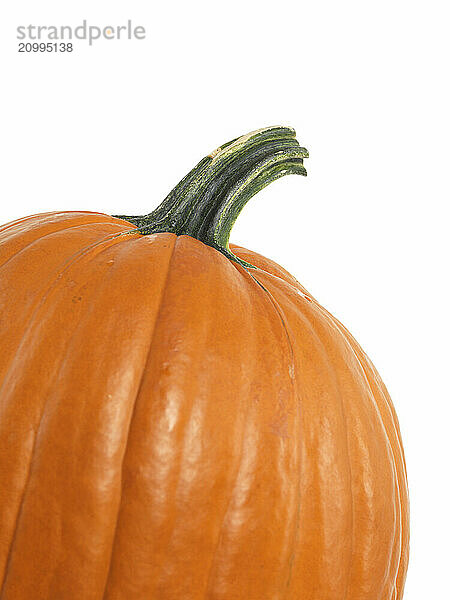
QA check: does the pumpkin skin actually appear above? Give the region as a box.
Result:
[0,129,409,600]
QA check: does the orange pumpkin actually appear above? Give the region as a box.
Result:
[0,127,408,599]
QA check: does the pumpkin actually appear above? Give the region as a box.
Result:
[0,127,409,600]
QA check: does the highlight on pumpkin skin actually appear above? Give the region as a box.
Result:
[114,126,308,268]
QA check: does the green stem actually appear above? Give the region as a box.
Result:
[115,126,308,268]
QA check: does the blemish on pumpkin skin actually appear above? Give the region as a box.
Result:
[269,414,290,439]
[72,295,83,303]
[251,382,264,403]
[269,423,290,439]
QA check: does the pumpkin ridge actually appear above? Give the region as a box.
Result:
[0,211,113,234]
[267,276,399,597]
[250,261,409,586]
[352,353,402,598]
[300,293,398,596]
[202,338,253,598]
[328,320,403,596]
[0,221,126,271]
[272,281,356,600]
[100,234,178,599]
[290,286,354,597]
[253,270,376,596]
[0,211,61,235]
[324,314,408,478]
[268,270,407,595]
[236,265,304,597]
[310,300,409,596]
[0,232,134,594]
[308,314,355,600]
[0,211,126,245]
[0,230,129,401]
[139,241,298,599]
[338,336,409,599]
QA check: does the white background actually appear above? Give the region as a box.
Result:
[1,1,449,597]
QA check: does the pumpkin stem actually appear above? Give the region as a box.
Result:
[114,126,308,268]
